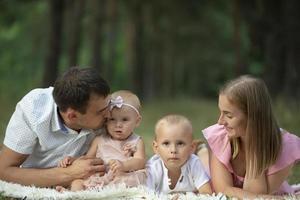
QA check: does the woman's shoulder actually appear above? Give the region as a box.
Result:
[202,124,228,149]
[268,130,300,175]
[202,124,227,137]
[202,124,231,166]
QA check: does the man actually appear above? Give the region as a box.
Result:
[0,67,110,187]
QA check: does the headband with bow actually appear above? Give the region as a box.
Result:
[110,96,140,115]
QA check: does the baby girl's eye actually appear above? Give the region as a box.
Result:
[122,117,129,121]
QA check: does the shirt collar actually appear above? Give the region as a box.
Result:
[51,104,94,136]
[160,155,190,175]
[51,104,68,133]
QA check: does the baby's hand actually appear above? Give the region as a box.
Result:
[58,156,73,168]
[108,159,124,175]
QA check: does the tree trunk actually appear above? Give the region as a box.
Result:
[283,0,300,100]
[232,0,244,76]
[89,0,105,71]
[42,0,64,87]
[66,0,85,67]
[106,0,117,80]
[125,0,145,98]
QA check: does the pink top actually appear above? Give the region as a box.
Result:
[203,124,300,194]
[83,133,147,189]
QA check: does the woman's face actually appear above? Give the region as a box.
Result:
[218,94,247,139]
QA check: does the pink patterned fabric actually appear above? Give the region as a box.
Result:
[83,133,147,189]
[203,124,300,194]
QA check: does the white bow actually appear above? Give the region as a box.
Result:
[110,96,140,115]
[110,96,124,110]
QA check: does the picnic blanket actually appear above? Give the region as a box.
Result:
[0,180,299,200]
[0,180,224,200]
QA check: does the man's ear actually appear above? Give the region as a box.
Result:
[152,140,158,154]
[66,108,78,122]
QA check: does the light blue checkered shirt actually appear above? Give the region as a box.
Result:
[4,87,98,168]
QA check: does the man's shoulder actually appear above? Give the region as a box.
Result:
[18,87,56,124]
[21,87,54,102]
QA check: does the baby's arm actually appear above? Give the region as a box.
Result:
[85,136,101,158]
[57,136,101,168]
[192,156,212,195]
[110,139,146,173]
[58,156,76,168]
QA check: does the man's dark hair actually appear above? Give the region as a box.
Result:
[53,67,110,114]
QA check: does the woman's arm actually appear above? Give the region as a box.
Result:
[243,171,268,194]
[210,151,291,199]
[243,163,293,194]
[197,182,212,194]
[210,151,248,198]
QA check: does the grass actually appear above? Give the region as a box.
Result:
[0,97,299,185]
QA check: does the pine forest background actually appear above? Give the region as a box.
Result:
[0,0,299,184]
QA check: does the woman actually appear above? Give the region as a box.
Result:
[202,75,300,199]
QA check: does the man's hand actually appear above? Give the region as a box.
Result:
[67,156,105,179]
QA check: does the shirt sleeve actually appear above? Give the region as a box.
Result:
[4,103,37,154]
[202,124,232,171]
[190,155,210,189]
[146,158,157,191]
[268,131,300,175]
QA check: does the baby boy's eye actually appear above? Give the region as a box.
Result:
[162,141,169,146]
[177,141,185,146]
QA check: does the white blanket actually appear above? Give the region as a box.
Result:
[0,180,226,200]
[0,180,299,200]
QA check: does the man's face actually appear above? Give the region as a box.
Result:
[75,93,110,130]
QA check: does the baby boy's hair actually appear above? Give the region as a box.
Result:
[111,90,141,111]
[154,114,193,140]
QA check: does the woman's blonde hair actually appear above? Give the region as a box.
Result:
[220,75,282,178]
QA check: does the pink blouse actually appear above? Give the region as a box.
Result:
[203,124,300,194]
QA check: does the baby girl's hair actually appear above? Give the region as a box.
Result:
[110,90,141,112]
[154,114,193,139]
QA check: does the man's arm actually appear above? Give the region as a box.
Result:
[0,146,105,187]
